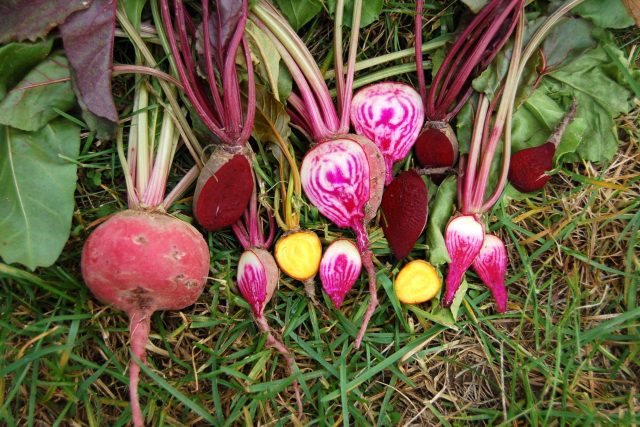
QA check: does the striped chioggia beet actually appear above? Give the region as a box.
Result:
[320,240,363,308]
[471,234,508,313]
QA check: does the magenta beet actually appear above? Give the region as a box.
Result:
[350,82,424,185]
[443,214,485,307]
[472,234,508,313]
[320,240,362,308]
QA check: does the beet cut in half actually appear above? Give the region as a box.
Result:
[194,153,254,231]
[380,170,428,259]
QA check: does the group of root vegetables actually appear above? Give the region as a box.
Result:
[79,0,586,423]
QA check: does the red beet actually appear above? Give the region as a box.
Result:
[414,125,459,170]
[193,152,254,231]
[380,170,428,259]
[508,142,555,193]
[509,100,578,193]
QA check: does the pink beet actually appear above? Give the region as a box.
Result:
[442,214,485,307]
[472,234,508,313]
[350,82,424,185]
[81,210,210,427]
[320,240,362,308]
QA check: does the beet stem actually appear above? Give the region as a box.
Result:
[352,221,377,349]
[127,311,151,427]
[548,99,578,148]
[255,316,303,419]
[339,0,363,133]
[414,0,427,107]
[200,0,225,125]
[462,95,489,213]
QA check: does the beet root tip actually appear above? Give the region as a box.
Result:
[472,234,508,313]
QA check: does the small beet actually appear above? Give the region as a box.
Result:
[381,170,428,259]
[319,240,362,308]
[508,143,555,193]
[414,125,459,180]
[194,153,254,231]
[237,248,279,318]
[350,82,425,185]
[472,234,508,313]
[442,214,484,307]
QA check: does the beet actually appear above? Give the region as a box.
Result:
[508,142,555,193]
[320,239,362,308]
[193,153,254,231]
[471,234,508,313]
[380,170,428,259]
[414,125,459,169]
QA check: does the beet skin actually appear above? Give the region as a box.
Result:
[508,142,555,193]
[381,170,428,259]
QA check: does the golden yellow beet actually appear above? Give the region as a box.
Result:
[275,230,322,281]
[394,260,442,304]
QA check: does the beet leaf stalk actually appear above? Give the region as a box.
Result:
[446,0,586,311]
[82,83,210,427]
[159,0,257,232]
[232,176,303,418]
[413,0,525,173]
[251,0,385,348]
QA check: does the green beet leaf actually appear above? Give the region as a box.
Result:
[0,54,76,132]
[574,0,634,29]
[0,40,53,101]
[0,120,80,270]
[273,0,322,31]
[426,176,457,266]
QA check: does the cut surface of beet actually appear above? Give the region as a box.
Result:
[194,154,253,231]
[414,126,458,169]
[381,170,428,259]
[508,142,555,193]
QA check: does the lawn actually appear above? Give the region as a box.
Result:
[1,0,639,426]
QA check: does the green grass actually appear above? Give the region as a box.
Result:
[1,1,640,426]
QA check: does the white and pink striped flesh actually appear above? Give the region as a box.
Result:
[351,83,425,185]
[237,248,279,317]
[472,234,508,313]
[443,214,485,307]
[320,240,362,308]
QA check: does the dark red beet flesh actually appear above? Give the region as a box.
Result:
[414,127,457,183]
[381,170,428,259]
[194,154,253,231]
[508,142,555,193]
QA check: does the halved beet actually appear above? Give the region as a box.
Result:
[380,170,428,259]
[193,153,253,231]
[414,125,458,183]
[508,142,555,193]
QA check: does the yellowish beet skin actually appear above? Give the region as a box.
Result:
[394,260,442,304]
[275,230,322,281]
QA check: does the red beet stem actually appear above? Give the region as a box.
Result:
[415,0,427,106]
[127,310,152,427]
[352,221,377,349]
[255,316,303,419]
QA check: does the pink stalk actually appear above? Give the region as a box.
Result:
[442,215,485,307]
[471,234,508,313]
[414,0,427,105]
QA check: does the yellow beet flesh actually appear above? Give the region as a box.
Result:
[394,260,442,304]
[275,230,322,281]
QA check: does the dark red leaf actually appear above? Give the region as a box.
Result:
[508,142,555,193]
[207,0,244,68]
[0,0,89,43]
[60,0,118,138]
[381,170,428,259]
[194,154,254,231]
